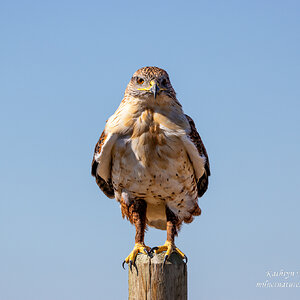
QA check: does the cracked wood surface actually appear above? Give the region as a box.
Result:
[128,252,187,300]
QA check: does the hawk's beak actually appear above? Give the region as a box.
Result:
[149,80,160,99]
[137,80,164,98]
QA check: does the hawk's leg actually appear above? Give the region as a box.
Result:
[123,199,150,270]
[151,206,187,264]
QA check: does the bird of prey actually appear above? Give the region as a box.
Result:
[91,66,210,268]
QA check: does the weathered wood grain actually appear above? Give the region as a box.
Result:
[128,252,187,300]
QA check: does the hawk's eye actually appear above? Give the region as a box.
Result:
[137,78,144,85]
[161,78,167,86]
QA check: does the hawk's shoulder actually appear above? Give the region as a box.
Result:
[185,114,210,197]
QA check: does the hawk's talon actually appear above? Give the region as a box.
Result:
[123,243,151,269]
[184,255,188,263]
[152,241,187,263]
[150,246,158,254]
[163,254,169,266]
[122,260,126,270]
[133,261,138,274]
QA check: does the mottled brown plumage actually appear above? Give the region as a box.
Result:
[91,66,210,266]
[185,114,210,197]
[91,131,114,198]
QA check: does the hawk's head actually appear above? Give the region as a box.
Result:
[125,66,176,101]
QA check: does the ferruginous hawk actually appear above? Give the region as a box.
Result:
[91,66,210,269]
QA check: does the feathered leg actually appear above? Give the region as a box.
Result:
[122,200,150,270]
[151,206,187,264]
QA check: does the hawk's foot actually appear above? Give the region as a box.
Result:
[151,240,187,264]
[122,243,151,270]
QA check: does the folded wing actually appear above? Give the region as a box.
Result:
[185,114,210,197]
[91,130,115,199]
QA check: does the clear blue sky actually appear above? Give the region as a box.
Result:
[1,1,300,299]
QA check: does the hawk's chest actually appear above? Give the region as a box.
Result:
[113,109,182,168]
[110,110,195,200]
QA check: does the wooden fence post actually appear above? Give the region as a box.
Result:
[128,252,187,300]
